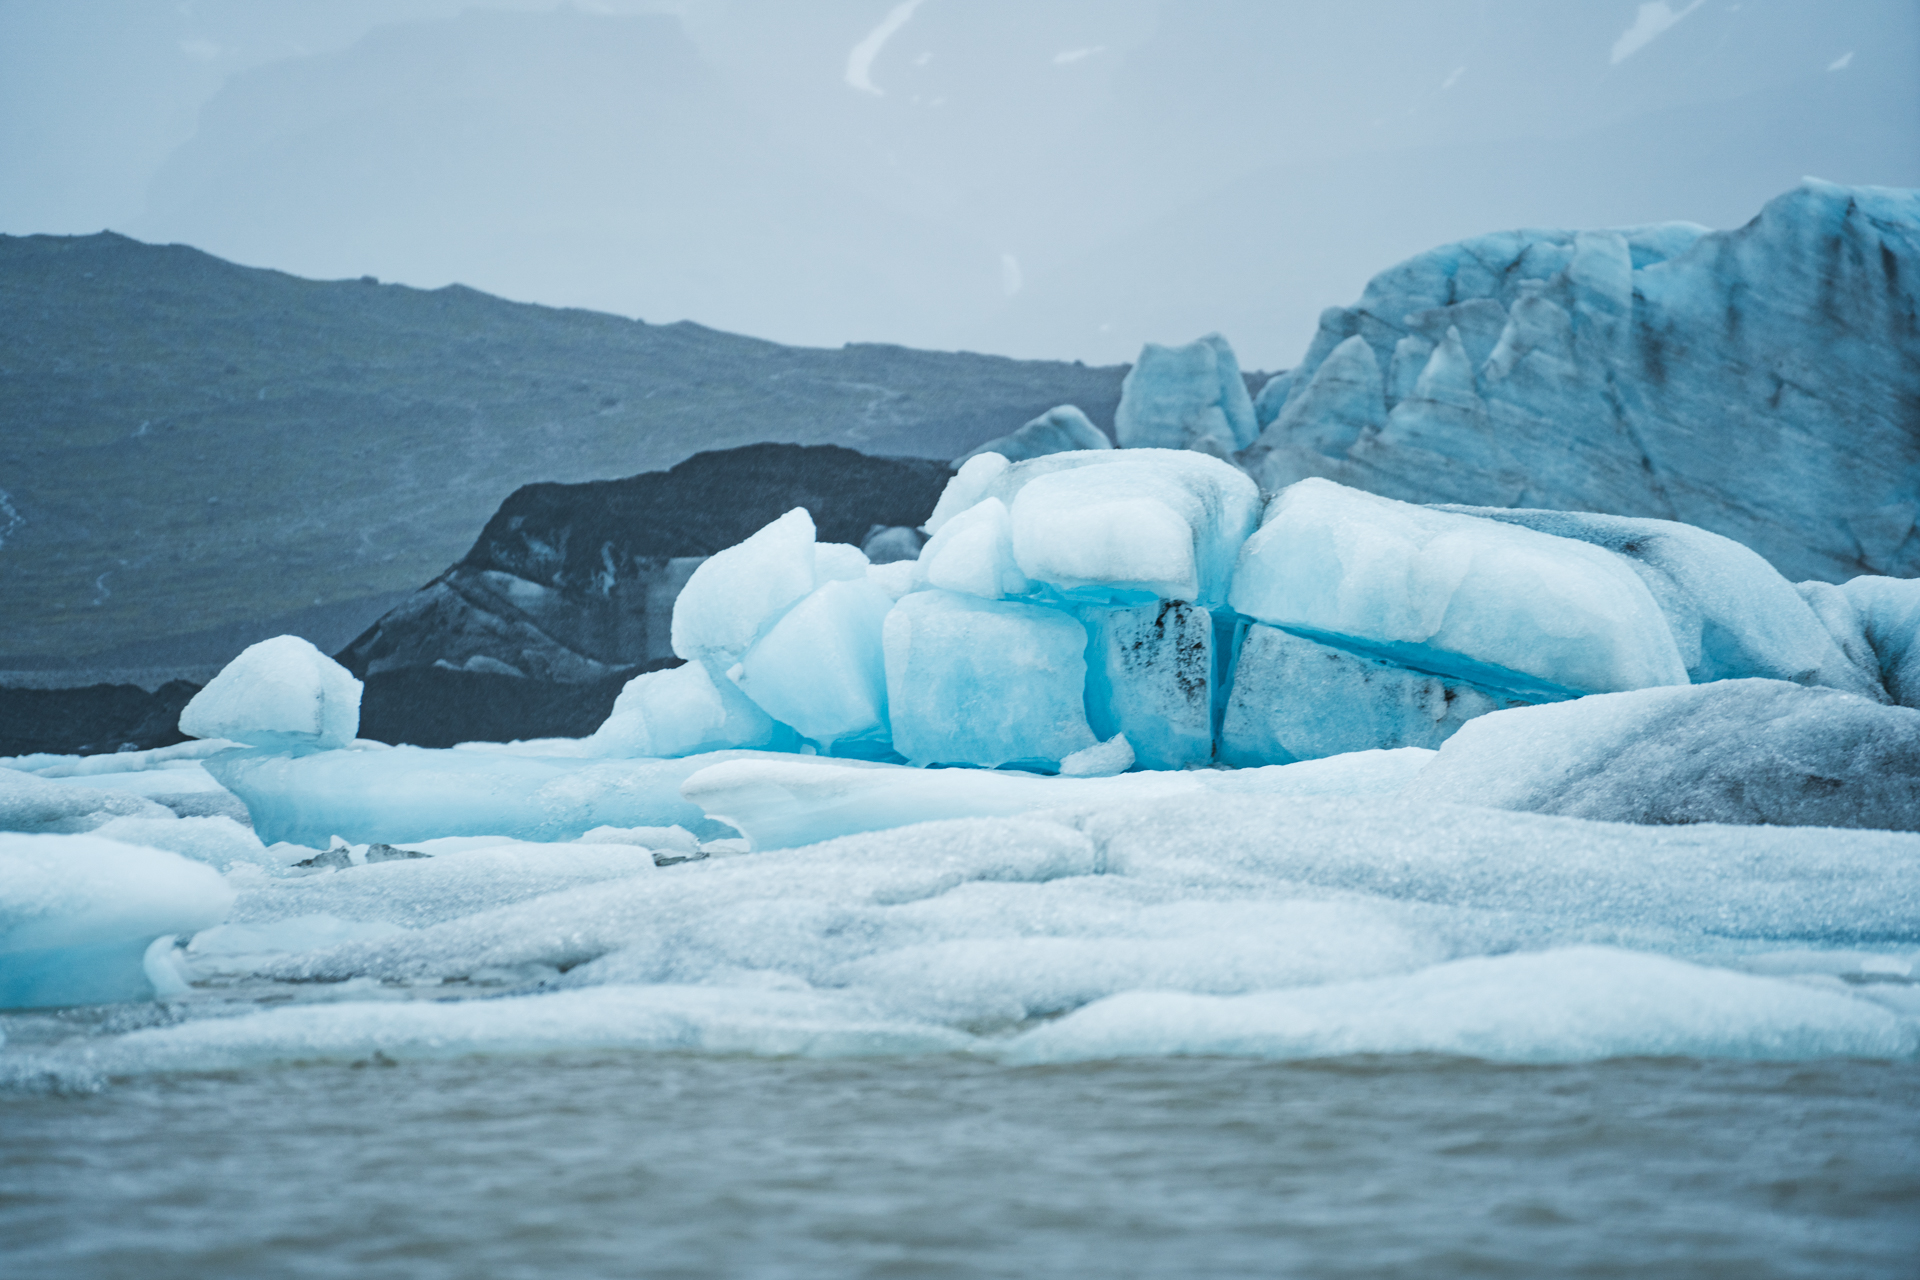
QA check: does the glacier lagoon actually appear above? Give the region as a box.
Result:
[5,180,1919,1274]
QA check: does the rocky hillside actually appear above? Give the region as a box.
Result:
[0,232,1126,670]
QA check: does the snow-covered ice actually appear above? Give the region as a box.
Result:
[1403,679,1920,830]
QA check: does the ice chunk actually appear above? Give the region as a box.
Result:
[882,590,1095,768]
[1219,624,1529,765]
[864,559,917,601]
[1444,505,1881,697]
[922,452,1009,536]
[954,405,1112,467]
[585,660,780,759]
[178,635,362,749]
[669,508,817,664]
[1114,333,1259,455]
[1055,735,1134,778]
[735,578,893,750]
[982,449,1260,607]
[203,744,777,847]
[1231,479,1688,696]
[1003,947,1916,1064]
[812,541,870,583]
[1401,679,1920,830]
[911,497,1032,600]
[1079,600,1215,770]
[0,766,176,834]
[1,832,234,1008]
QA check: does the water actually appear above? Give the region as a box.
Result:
[5,1052,1917,1279]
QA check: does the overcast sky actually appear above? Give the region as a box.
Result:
[3,1,1915,367]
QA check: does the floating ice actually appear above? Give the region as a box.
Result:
[177,635,363,749]
[954,404,1111,467]
[1402,679,1920,830]
[1114,333,1259,455]
[0,766,175,834]
[0,832,234,1009]
[1003,947,1917,1064]
[1231,479,1688,696]
[882,589,1095,768]
[202,744,773,847]
[1219,624,1529,765]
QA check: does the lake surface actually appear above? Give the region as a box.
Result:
[5,1051,1916,1279]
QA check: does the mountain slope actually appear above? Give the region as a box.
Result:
[0,232,1125,667]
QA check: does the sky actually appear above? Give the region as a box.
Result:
[2,0,1915,367]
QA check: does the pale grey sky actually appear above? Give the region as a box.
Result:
[3,1,1914,366]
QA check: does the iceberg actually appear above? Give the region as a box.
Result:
[177,635,363,749]
[202,744,778,847]
[1230,479,1688,697]
[1401,679,1920,830]
[953,404,1111,467]
[881,589,1095,769]
[1113,333,1259,456]
[1,832,234,1009]
[1003,946,1916,1065]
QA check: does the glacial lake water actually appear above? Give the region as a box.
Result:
[4,1050,1917,1279]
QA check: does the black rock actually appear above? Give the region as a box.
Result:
[339,442,954,748]
[0,679,200,758]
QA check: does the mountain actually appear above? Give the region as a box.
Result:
[0,232,1126,672]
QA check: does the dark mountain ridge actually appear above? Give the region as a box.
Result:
[0,231,1126,669]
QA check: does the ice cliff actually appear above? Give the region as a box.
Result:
[1238,180,1920,584]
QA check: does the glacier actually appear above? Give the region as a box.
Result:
[1239,180,1920,585]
